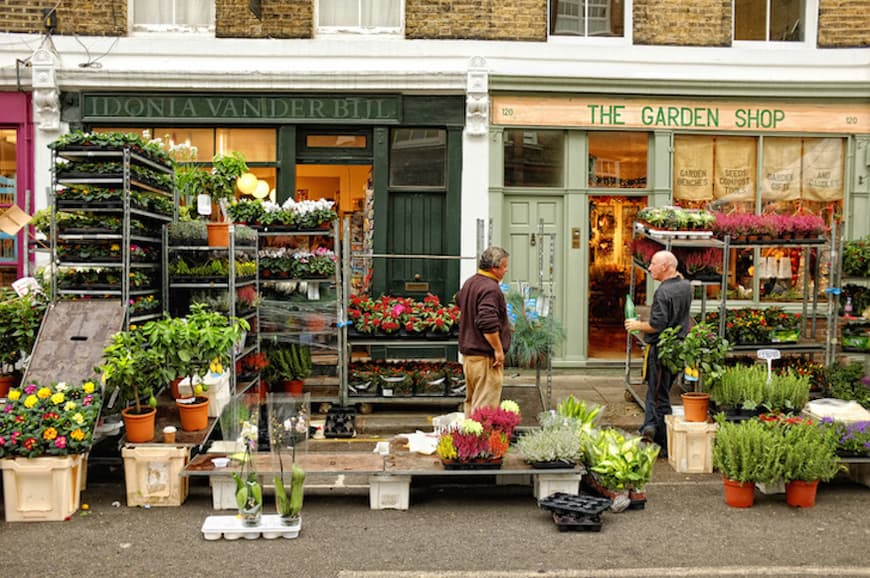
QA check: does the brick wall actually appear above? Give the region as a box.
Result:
[0,0,125,36]
[216,0,312,39]
[405,0,545,41]
[633,0,731,46]
[818,0,870,47]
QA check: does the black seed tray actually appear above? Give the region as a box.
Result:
[552,512,603,532]
[628,497,647,510]
[539,492,612,516]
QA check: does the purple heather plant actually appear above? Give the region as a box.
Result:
[821,418,870,456]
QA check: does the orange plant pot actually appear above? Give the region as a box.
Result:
[176,397,209,432]
[722,477,755,508]
[0,374,17,398]
[206,222,230,248]
[785,479,819,508]
[681,392,710,422]
[121,407,157,443]
[283,379,304,395]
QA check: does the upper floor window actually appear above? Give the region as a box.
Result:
[734,0,803,41]
[549,0,624,37]
[318,0,402,34]
[131,0,215,33]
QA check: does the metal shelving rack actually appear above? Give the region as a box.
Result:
[49,146,176,328]
[624,221,835,408]
[257,221,343,406]
[165,225,260,396]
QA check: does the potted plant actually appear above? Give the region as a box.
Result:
[777,416,841,507]
[658,322,729,421]
[584,427,660,501]
[711,415,775,507]
[516,425,583,468]
[263,343,312,395]
[435,400,520,469]
[710,364,765,416]
[167,220,208,246]
[505,290,566,368]
[99,329,166,442]
[208,152,249,232]
[842,236,870,278]
[231,419,263,527]
[0,290,47,397]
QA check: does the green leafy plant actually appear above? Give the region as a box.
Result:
[505,290,565,368]
[777,418,841,483]
[842,236,870,278]
[99,328,166,413]
[0,290,47,376]
[516,427,583,465]
[211,152,249,201]
[585,428,660,491]
[711,415,777,484]
[658,322,729,390]
[168,220,208,245]
[263,342,312,383]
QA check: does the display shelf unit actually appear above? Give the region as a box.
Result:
[165,225,260,397]
[624,220,835,408]
[49,146,176,328]
[257,222,343,406]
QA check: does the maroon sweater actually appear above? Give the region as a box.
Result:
[456,273,511,357]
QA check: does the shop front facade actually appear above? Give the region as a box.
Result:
[0,92,33,285]
[489,93,870,365]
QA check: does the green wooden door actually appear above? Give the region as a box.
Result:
[385,192,449,299]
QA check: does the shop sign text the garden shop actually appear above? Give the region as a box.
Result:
[492,96,870,134]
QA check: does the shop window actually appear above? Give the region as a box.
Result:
[389,128,446,188]
[503,130,565,188]
[674,135,757,212]
[549,0,625,37]
[131,0,215,32]
[588,132,648,189]
[306,135,367,149]
[318,0,402,33]
[734,0,804,42]
[0,129,15,206]
[215,129,276,163]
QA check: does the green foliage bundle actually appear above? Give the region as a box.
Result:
[711,416,776,484]
[505,290,565,368]
[777,419,841,483]
[585,428,660,491]
[822,362,869,409]
[515,426,583,465]
[0,290,47,375]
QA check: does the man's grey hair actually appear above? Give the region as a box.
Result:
[479,246,509,270]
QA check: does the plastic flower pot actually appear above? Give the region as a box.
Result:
[722,478,755,508]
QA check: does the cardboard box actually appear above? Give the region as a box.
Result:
[666,414,717,474]
[122,445,190,507]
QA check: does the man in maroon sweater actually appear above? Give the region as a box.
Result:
[456,246,511,415]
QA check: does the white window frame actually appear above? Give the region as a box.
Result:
[129,0,215,34]
[548,0,632,45]
[732,0,817,48]
[315,0,404,36]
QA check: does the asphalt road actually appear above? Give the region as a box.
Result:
[1,464,868,578]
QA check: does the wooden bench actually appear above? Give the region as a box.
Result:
[184,451,583,511]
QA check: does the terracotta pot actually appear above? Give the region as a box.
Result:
[206,222,230,247]
[785,479,819,508]
[0,373,18,398]
[722,477,755,508]
[283,379,304,395]
[681,392,710,422]
[121,407,157,443]
[169,377,185,400]
[176,397,209,432]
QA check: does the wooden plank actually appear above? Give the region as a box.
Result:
[184,451,386,477]
[24,300,125,386]
[384,452,578,475]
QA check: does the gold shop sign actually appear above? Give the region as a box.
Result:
[491,96,870,134]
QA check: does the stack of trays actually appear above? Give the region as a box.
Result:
[538,492,612,532]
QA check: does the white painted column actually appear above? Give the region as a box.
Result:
[461,56,490,282]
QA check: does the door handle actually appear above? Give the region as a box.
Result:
[530,233,536,246]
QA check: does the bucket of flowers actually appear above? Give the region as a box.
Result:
[435,400,521,469]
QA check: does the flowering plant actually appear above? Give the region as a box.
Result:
[0,381,101,458]
[435,400,520,462]
[821,419,870,456]
[348,294,460,335]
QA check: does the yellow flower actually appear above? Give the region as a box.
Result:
[64,401,77,411]
[71,429,85,441]
[51,392,65,405]
[37,387,51,399]
[24,395,38,408]
[73,412,85,425]
[110,244,120,251]
[7,390,20,401]
[83,381,96,394]
[43,427,58,441]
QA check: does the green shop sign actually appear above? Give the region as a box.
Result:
[81,94,402,124]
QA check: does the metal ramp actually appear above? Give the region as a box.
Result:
[24,300,125,386]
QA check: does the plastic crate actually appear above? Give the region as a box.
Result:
[666,414,717,474]
[210,476,239,510]
[121,445,190,507]
[369,474,410,510]
[533,473,582,500]
[0,454,84,522]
